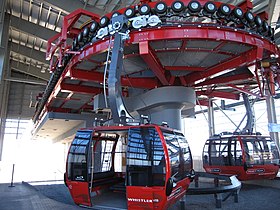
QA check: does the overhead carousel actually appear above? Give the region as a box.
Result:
[33,0,280,139]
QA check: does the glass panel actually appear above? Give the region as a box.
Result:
[242,136,280,165]
[67,130,92,181]
[230,138,243,166]
[203,143,209,164]
[208,139,222,165]
[127,127,165,186]
[163,130,192,182]
[176,132,192,172]
[92,140,115,173]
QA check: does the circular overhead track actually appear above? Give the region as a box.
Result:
[35,0,280,123]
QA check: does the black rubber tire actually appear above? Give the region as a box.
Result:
[139,4,151,15]
[111,11,120,18]
[244,11,254,23]
[254,15,262,27]
[171,1,185,13]
[203,2,217,14]
[188,0,201,13]
[90,20,98,32]
[218,4,231,16]
[124,7,135,18]
[83,27,89,38]
[77,32,83,43]
[154,2,167,14]
[232,7,243,19]
[262,21,269,32]
[100,16,109,27]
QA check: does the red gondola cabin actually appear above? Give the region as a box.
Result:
[203,133,280,180]
[65,124,194,209]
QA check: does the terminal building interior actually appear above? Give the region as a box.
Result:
[0,0,280,209]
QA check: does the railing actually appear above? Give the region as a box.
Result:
[186,172,241,208]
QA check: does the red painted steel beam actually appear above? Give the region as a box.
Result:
[197,99,209,107]
[139,41,169,85]
[195,73,254,87]
[196,90,240,100]
[47,107,74,113]
[121,77,158,89]
[66,27,279,76]
[69,69,104,82]
[237,0,253,10]
[227,84,263,98]
[165,66,205,71]
[179,77,187,86]
[69,69,158,89]
[61,9,100,42]
[60,83,102,95]
[155,47,237,57]
[185,48,262,85]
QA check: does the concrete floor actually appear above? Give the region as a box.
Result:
[0,179,280,210]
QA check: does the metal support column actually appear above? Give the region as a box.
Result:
[266,93,279,148]
[208,98,215,137]
[0,9,11,160]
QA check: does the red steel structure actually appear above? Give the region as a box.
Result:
[34,0,280,126]
[36,0,280,208]
[65,124,194,209]
[203,134,280,180]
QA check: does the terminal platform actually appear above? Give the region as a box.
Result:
[0,178,280,210]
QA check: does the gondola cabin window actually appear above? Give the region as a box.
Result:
[92,140,115,172]
[127,127,166,186]
[162,130,192,182]
[203,137,243,166]
[243,136,280,165]
[67,130,92,181]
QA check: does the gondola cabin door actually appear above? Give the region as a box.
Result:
[65,130,92,206]
[126,126,193,210]
[126,127,166,209]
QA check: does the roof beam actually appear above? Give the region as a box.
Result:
[43,0,104,15]
[194,73,254,87]
[196,90,240,100]
[10,60,50,81]
[10,42,48,65]
[60,82,102,95]
[70,69,158,89]
[227,84,263,98]
[10,15,57,41]
[139,41,169,85]
[5,76,47,86]
[184,48,261,85]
